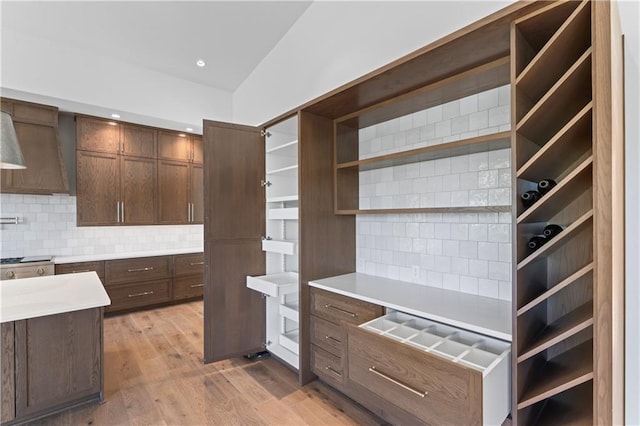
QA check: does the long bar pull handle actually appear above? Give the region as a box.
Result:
[71,270,91,273]
[127,267,155,272]
[368,366,428,398]
[325,335,341,344]
[128,291,154,298]
[189,262,204,266]
[190,283,204,288]
[117,202,120,223]
[187,203,191,222]
[325,366,342,377]
[121,202,124,223]
[324,304,357,318]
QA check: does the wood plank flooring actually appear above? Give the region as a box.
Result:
[40,301,384,426]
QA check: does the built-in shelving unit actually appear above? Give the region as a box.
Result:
[512,2,606,424]
[247,116,300,369]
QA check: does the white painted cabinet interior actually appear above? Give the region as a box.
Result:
[246,116,300,369]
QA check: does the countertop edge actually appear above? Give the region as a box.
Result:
[54,248,204,264]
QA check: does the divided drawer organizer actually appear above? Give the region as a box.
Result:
[351,312,511,426]
[246,115,300,369]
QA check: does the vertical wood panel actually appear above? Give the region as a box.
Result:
[76,150,120,226]
[1,322,15,423]
[299,111,356,385]
[121,156,157,225]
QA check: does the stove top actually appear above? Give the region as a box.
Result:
[0,256,53,265]
[0,257,23,265]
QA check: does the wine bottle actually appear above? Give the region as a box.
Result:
[528,234,547,251]
[537,179,557,195]
[543,224,565,239]
[521,190,541,208]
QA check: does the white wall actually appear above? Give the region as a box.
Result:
[232,1,512,126]
[0,27,232,133]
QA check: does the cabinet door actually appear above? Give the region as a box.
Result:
[121,156,156,225]
[76,116,119,153]
[14,309,102,418]
[157,159,189,224]
[190,163,203,223]
[76,150,120,226]
[203,120,265,363]
[192,135,203,164]
[0,122,68,194]
[121,124,156,158]
[158,131,190,161]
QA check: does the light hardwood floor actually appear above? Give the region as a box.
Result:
[40,301,384,426]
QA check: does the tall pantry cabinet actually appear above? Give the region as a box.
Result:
[202,0,624,423]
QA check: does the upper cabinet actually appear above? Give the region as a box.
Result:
[75,116,202,226]
[0,98,69,195]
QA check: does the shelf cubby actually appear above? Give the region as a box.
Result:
[266,139,298,156]
[266,195,298,203]
[280,329,300,355]
[518,381,593,426]
[266,164,298,176]
[517,339,593,410]
[267,207,299,221]
[516,49,592,143]
[279,299,299,322]
[516,1,591,107]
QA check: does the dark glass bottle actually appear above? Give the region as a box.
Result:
[537,179,557,195]
[528,234,547,251]
[543,224,564,239]
[521,190,541,208]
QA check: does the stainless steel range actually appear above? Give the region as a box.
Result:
[0,256,54,280]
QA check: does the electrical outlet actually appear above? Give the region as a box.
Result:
[411,265,420,282]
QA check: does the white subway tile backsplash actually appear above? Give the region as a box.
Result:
[478,89,500,110]
[478,278,500,298]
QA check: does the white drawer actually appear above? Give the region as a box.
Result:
[246,272,298,298]
[261,239,297,255]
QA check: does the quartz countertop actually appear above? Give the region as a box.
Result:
[54,247,203,264]
[0,272,111,323]
[309,273,511,341]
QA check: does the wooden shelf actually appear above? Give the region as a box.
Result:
[518,263,594,315]
[517,302,593,363]
[517,156,592,224]
[517,103,592,179]
[517,339,593,410]
[336,205,511,216]
[518,209,593,270]
[516,49,592,144]
[337,131,510,172]
[516,1,591,103]
[266,139,298,156]
[533,382,593,426]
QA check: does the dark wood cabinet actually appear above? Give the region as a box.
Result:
[1,323,15,424]
[76,116,157,226]
[173,253,204,300]
[0,99,68,195]
[158,159,190,224]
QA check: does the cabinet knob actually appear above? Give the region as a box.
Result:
[5,270,15,279]
[36,267,45,276]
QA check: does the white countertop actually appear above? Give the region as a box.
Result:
[54,247,203,264]
[0,272,111,323]
[309,273,512,341]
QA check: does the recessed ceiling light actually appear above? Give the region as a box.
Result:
[108,122,118,126]
[196,59,206,67]
[178,133,186,138]
[111,113,120,119]
[186,127,193,132]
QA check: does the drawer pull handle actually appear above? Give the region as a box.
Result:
[128,291,154,298]
[189,262,204,266]
[71,269,91,273]
[323,304,357,318]
[127,267,154,272]
[190,283,204,288]
[325,366,342,377]
[368,366,427,398]
[325,335,341,344]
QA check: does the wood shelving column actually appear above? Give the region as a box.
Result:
[511,0,624,424]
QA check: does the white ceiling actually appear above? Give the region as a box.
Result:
[1,1,312,92]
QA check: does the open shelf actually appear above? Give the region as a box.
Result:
[516,1,591,104]
[517,339,593,410]
[337,205,511,216]
[267,207,299,220]
[279,300,299,322]
[336,131,510,172]
[517,210,593,270]
[246,272,298,298]
[266,139,298,156]
[516,50,592,144]
[518,263,594,315]
[517,156,592,223]
[517,302,593,363]
[262,239,297,256]
[266,164,298,176]
[533,381,593,426]
[517,103,592,179]
[280,329,300,355]
[266,195,298,203]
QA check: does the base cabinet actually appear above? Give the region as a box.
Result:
[0,308,103,425]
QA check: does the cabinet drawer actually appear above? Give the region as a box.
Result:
[106,256,171,285]
[310,288,383,325]
[173,276,204,300]
[310,315,344,357]
[348,325,481,425]
[174,253,204,276]
[106,280,171,312]
[56,261,105,278]
[311,345,345,387]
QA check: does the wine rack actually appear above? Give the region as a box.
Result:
[512,1,595,424]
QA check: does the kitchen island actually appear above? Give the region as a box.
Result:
[1,272,110,425]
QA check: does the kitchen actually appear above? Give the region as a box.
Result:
[1,1,639,425]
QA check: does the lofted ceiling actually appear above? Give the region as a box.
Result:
[0,1,312,92]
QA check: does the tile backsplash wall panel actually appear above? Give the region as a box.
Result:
[0,194,203,258]
[356,85,513,301]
